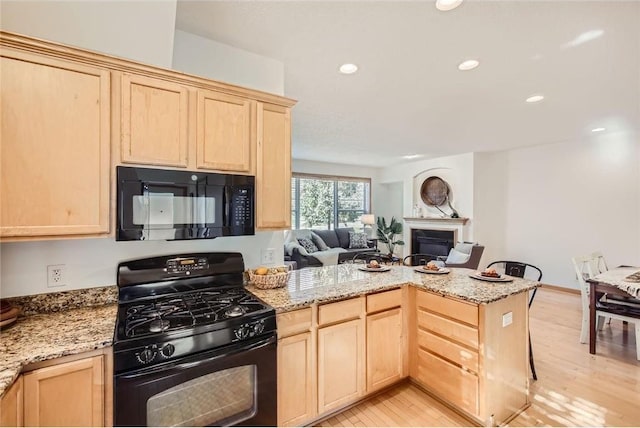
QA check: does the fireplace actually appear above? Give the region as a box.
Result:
[410,229,455,262]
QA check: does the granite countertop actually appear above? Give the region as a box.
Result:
[0,288,117,398]
[247,264,539,312]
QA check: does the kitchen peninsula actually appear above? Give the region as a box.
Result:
[247,264,538,427]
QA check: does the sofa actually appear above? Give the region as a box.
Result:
[284,228,377,269]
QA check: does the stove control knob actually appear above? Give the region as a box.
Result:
[136,347,157,364]
[160,344,175,358]
[253,321,265,335]
[234,325,250,340]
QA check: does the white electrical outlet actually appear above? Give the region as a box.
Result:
[502,311,513,327]
[261,248,275,265]
[47,264,67,288]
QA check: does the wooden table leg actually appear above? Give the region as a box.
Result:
[589,282,597,354]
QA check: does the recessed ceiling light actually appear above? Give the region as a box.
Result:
[436,0,463,11]
[402,154,422,160]
[592,127,606,133]
[526,95,545,103]
[339,63,358,74]
[458,59,479,71]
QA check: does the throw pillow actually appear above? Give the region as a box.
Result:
[349,232,369,249]
[298,238,318,253]
[311,231,330,251]
[446,248,470,264]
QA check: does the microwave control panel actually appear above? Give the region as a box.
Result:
[230,188,253,226]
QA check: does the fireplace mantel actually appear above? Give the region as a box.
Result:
[403,217,469,225]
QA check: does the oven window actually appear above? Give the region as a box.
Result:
[146,365,257,427]
[132,194,216,226]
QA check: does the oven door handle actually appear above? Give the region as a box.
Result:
[118,335,276,379]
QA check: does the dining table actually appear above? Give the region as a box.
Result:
[587,266,640,354]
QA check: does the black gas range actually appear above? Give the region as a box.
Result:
[113,252,277,427]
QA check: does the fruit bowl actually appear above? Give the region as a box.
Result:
[247,267,291,290]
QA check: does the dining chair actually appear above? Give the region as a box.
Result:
[351,252,389,265]
[486,260,541,381]
[402,254,443,267]
[572,253,640,360]
[572,252,611,344]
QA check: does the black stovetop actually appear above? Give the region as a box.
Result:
[116,286,270,341]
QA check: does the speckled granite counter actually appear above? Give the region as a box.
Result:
[0,287,117,398]
[247,264,539,312]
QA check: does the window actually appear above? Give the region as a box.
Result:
[291,174,371,230]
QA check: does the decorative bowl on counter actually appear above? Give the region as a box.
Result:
[247,266,291,290]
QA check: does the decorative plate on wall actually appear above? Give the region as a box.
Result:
[420,176,449,206]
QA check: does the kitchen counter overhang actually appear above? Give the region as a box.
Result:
[247,264,539,313]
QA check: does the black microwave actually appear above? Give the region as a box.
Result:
[116,166,255,241]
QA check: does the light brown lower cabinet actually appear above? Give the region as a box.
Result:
[0,348,112,427]
[410,288,529,426]
[0,376,23,427]
[277,332,316,426]
[24,356,104,427]
[317,317,365,414]
[366,307,404,392]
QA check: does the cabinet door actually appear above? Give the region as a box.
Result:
[256,103,291,230]
[196,90,253,173]
[120,74,188,167]
[0,376,23,427]
[277,332,316,426]
[317,318,365,414]
[367,308,403,392]
[0,51,110,238]
[24,356,104,427]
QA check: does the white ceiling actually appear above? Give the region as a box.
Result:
[176,1,640,167]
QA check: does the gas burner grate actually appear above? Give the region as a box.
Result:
[121,288,268,339]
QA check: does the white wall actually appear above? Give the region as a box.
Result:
[0,233,283,298]
[476,132,640,289]
[172,30,284,95]
[0,0,177,68]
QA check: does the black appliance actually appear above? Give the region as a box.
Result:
[113,252,276,427]
[116,166,255,241]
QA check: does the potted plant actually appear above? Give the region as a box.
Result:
[376,216,405,257]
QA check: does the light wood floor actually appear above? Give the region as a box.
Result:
[317,288,640,427]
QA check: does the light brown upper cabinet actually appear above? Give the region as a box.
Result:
[120,73,189,168]
[0,50,110,239]
[256,103,292,230]
[196,90,254,174]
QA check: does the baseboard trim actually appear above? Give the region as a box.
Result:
[540,283,580,295]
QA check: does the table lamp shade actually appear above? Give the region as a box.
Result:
[361,214,375,225]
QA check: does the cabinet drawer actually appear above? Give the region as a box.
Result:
[318,297,363,326]
[417,328,478,373]
[416,349,478,416]
[277,308,312,338]
[417,309,478,349]
[416,290,478,326]
[367,288,402,314]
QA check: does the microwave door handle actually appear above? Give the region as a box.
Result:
[223,187,231,225]
[118,335,276,379]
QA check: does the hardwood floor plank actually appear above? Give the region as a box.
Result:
[317,288,640,427]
